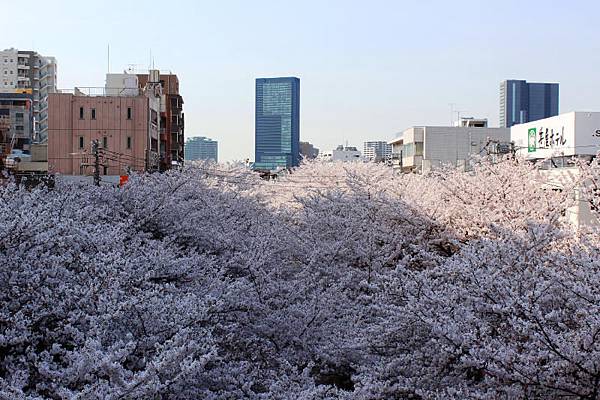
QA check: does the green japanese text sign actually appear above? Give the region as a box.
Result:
[528,128,537,152]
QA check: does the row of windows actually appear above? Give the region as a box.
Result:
[78,136,133,150]
[78,106,133,120]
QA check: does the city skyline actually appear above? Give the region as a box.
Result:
[3,0,600,161]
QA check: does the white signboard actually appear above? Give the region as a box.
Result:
[511,112,600,159]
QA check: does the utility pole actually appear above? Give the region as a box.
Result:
[91,139,100,186]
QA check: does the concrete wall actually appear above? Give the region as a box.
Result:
[48,93,150,176]
[424,126,510,166]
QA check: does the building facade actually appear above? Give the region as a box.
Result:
[363,141,392,162]
[48,73,163,177]
[500,80,559,128]
[185,136,218,162]
[299,141,319,160]
[0,49,57,142]
[511,112,600,160]
[255,77,300,171]
[0,93,33,155]
[454,117,488,127]
[388,126,511,173]
[137,73,184,170]
[318,145,362,162]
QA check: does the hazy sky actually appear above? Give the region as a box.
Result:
[5,0,600,161]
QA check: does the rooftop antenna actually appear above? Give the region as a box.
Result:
[107,43,110,74]
[455,110,467,125]
[448,103,456,126]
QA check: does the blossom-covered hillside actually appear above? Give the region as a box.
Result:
[2,160,600,399]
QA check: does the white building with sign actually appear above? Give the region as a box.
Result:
[512,112,600,159]
[511,111,600,228]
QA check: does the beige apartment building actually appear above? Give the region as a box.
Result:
[48,72,163,177]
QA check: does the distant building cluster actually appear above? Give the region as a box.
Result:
[185,136,218,162]
[0,45,579,201]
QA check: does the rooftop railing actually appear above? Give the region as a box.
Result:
[58,87,143,97]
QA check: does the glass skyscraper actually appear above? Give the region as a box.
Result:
[184,136,218,162]
[500,80,559,128]
[254,77,300,170]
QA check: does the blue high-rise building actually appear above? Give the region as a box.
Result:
[184,136,218,162]
[254,77,300,170]
[500,80,559,128]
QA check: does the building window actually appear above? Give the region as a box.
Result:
[102,136,108,149]
[103,166,108,175]
[91,108,96,120]
[127,107,132,120]
[126,136,132,149]
[79,107,84,119]
[79,136,84,149]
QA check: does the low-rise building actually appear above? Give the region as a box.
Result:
[107,71,185,170]
[318,145,362,162]
[388,125,510,173]
[511,111,600,160]
[48,71,164,177]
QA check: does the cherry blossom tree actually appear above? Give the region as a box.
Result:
[2,158,600,399]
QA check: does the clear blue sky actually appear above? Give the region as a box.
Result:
[5,0,600,161]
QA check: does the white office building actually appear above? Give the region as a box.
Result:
[363,141,392,162]
[388,125,510,173]
[318,145,362,162]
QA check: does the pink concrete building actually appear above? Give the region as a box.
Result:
[48,86,161,177]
